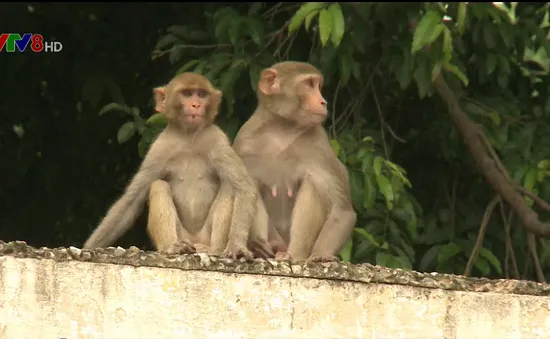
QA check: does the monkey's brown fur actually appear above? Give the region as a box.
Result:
[232,62,357,262]
[84,72,272,260]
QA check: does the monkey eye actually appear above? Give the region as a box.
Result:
[182,90,193,97]
[307,78,315,88]
[197,89,208,98]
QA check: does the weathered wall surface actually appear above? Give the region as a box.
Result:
[1,242,550,339]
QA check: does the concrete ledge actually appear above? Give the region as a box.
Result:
[1,241,550,338]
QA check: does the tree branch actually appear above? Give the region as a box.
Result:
[432,74,550,237]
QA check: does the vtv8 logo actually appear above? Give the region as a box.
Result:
[0,33,63,52]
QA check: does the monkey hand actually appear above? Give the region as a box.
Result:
[307,254,340,263]
[249,239,275,258]
[223,241,254,261]
[164,240,196,255]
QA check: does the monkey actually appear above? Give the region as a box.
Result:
[232,61,357,262]
[83,72,273,260]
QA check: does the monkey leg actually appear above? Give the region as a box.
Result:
[248,196,275,258]
[308,207,357,262]
[147,180,195,254]
[206,182,234,256]
[285,179,326,261]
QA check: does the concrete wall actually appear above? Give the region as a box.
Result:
[1,241,550,339]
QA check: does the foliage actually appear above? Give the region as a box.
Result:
[3,2,550,282]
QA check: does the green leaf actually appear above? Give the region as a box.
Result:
[474,256,490,276]
[393,247,413,270]
[328,3,345,47]
[167,25,190,39]
[329,139,341,155]
[228,18,243,46]
[486,54,497,75]
[397,49,414,89]
[376,174,394,210]
[361,153,373,174]
[414,58,432,98]
[318,8,333,47]
[82,75,105,108]
[488,111,500,126]
[443,62,469,86]
[214,9,238,43]
[220,61,244,92]
[437,242,462,264]
[169,46,184,65]
[402,198,418,238]
[363,173,376,210]
[482,24,496,49]
[524,167,537,192]
[146,113,167,126]
[376,252,403,269]
[193,60,208,75]
[249,64,262,92]
[338,54,352,86]
[442,27,452,62]
[419,245,441,271]
[244,17,265,47]
[154,34,181,51]
[117,121,136,144]
[339,239,353,262]
[479,247,503,275]
[99,102,130,116]
[411,10,443,54]
[288,2,327,34]
[177,60,201,74]
[456,2,467,35]
[305,10,320,31]
[431,61,443,82]
[373,156,384,177]
[349,171,365,212]
[498,55,511,74]
[137,137,150,158]
[248,2,263,15]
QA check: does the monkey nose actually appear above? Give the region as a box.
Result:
[321,100,327,106]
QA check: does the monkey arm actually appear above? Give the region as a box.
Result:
[83,140,169,249]
[207,130,258,257]
[309,203,357,260]
[309,164,357,259]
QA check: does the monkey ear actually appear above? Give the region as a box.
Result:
[258,69,280,95]
[208,89,223,119]
[153,87,166,112]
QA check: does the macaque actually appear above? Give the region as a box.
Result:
[83,72,273,260]
[232,61,357,262]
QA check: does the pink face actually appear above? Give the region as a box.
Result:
[297,74,327,124]
[177,88,209,126]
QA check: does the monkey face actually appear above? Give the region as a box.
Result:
[258,63,328,128]
[295,74,327,126]
[177,88,209,126]
[154,73,223,130]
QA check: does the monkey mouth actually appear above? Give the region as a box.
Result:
[184,114,204,121]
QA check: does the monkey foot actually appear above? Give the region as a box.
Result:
[164,241,196,255]
[271,241,288,254]
[193,243,210,253]
[275,251,292,261]
[307,254,339,263]
[223,242,254,261]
